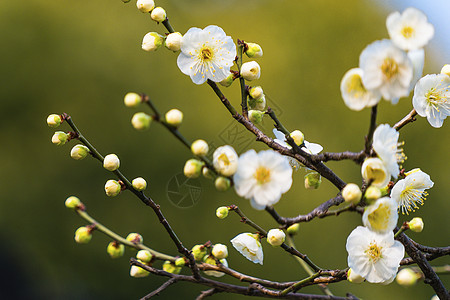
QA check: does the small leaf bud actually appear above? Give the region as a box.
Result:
[347,268,364,283]
[203,255,227,277]
[408,217,424,232]
[107,242,125,259]
[441,64,450,77]
[52,131,69,146]
[216,206,229,219]
[240,61,261,81]
[124,92,142,107]
[130,263,150,278]
[214,176,230,192]
[126,233,143,244]
[191,244,207,261]
[286,223,300,235]
[65,196,81,210]
[131,112,152,131]
[396,268,419,286]
[212,244,228,259]
[191,139,209,156]
[136,0,155,13]
[249,86,263,100]
[365,186,382,204]
[175,257,186,267]
[163,260,181,274]
[132,177,147,191]
[184,159,203,178]
[342,183,362,204]
[70,144,90,160]
[248,110,264,124]
[142,32,164,52]
[219,72,234,87]
[304,172,321,189]
[290,130,304,146]
[74,226,92,244]
[245,42,263,58]
[136,250,153,263]
[266,229,285,247]
[165,32,182,51]
[105,180,122,197]
[202,167,214,179]
[150,7,166,23]
[248,95,266,111]
[103,154,120,171]
[47,114,62,128]
[165,108,183,127]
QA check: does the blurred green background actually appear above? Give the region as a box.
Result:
[0,0,448,299]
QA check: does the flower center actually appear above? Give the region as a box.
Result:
[425,88,447,111]
[367,204,391,231]
[347,74,366,96]
[399,186,428,214]
[366,165,386,186]
[365,242,382,263]
[199,46,213,61]
[381,58,399,80]
[401,26,414,38]
[254,167,271,185]
[218,153,230,166]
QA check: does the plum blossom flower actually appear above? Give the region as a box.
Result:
[359,39,413,102]
[362,197,398,234]
[372,124,405,179]
[386,7,434,51]
[213,145,239,176]
[390,169,434,214]
[361,158,390,188]
[230,233,263,265]
[346,226,404,284]
[177,25,236,85]
[412,74,450,128]
[340,68,381,111]
[233,149,292,210]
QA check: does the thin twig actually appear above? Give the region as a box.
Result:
[394,109,417,131]
[196,288,219,300]
[364,105,377,154]
[140,278,177,299]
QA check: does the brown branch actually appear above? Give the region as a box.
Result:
[364,105,378,154]
[394,109,417,131]
[312,151,366,164]
[140,277,177,299]
[401,248,450,266]
[196,288,219,300]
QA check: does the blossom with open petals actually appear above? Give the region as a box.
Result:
[412,74,450,128]
[362,197,398,234]
[372,124,405,179]
[386,7,434,51]
[340,68,381,111]
[177,25,236,85]
[233,149,292,210]
[359,39,413,102]
[346,226,404,284]
[230,233,263,265]
[361,157,390,188]
[390,169,434,214]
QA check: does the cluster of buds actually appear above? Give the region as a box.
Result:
[130,249,154,278]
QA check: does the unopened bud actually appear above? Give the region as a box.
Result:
[136,250,153,263]
[240,61,261,81]
[267,229,285,246]
[202,167,214,179]
[132,177,147,191]
[65,196,81,209]
[165,108,183,127]
[396,268,419,286]
[150,7,166,23]
[124,92,142,107]
[175,257,186,267]
[191,139,209,156]
[184,159,203,178]
[47,114,62,128]
[105,180,122,197]
[365,186,382,203]
[203,255,227,277]
[245,42,263,58]
[107,242,125,259]
[215,176,230,191]
[361,157,389,188]
[70,144,90,160]
[216,206,229,219]
[408,217,424,232]
[441,64,450,77]
[136,0,155,13]
[126,233,143,244]
[219,72,234,87]
[74,226,92,244]
[130,263,150,278]
[290,130,304,146]
[131,112,152,131]
[52,131,69,146]
[286,223,300,235]
[163,260,181,274]
[142,32,164,52]
[248,95,266,111]
[342,183,362,204]
[304,172,321,189]
[212,244,228,259]
[191,244,207,261]
[103,154,120,171]
[347,268,364,283]
[248,110,264,124]
[249,86,263,100]
[165,32,182,51]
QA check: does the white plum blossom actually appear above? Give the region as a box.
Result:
[386,7,434,51]
[407,49,425,92]
[372,124,405,179]
[359,39,413,102]
[412,74,450,128]
[177,25,236,85]
[213,145,239,177]
[362,197,399,234]
[346,226,404,284]
[340,68,381,111]
[233,149,292,210]
[361,157,390,188]
[230,233,263,265]
[390,169,434,214]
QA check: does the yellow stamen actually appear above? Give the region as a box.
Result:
[381,58,399,80]
[254,167,271,185]
[365,242,382,262]
[401,26,414,38]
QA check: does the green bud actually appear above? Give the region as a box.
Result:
[105,180,121,197]
[124,92,142,108]
[202,167,214,179]
[191,139,209,156]
[175,257,186,267]
[249,86,263,100]
[126,233,143,244]
[142,32,164,51]
[136,250,153,263]
[47,114,62,128]
[165,109,183,127]
[131,112,152,131]
[365,186,381,204]
[408,217,424,232]
[162,260,181,274]
[304,172,321,189]
[347,268,364,283]
[245,42,263,58]
[248,110,264,124]
[107,242,125,259]
[70,144,90,160]
[396,268,419,286]
[191,244,207,261]
[248,95,266,111]
[130,262,150,278]
[52,131,69,146]
[290,130,304,146]
[132,177,147,191]
[215,176,231,191]
[286,223,300,235]
[203,255,227,277]
[65,196,81,209]
[219,72,234,87]
[74,226,92,244]
[184,159,203,178]
[215,206,229,219]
